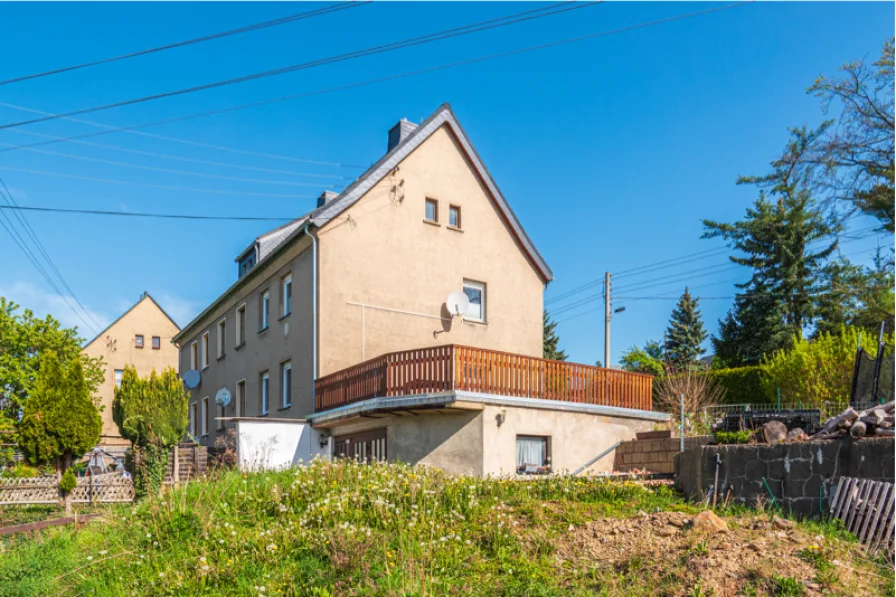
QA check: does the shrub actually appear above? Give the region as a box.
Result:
[702,366,771,404]
[58,468,77,493]
[714,430,752,445]
[761,326,894,409]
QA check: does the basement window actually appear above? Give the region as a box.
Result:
[516,435,551,475]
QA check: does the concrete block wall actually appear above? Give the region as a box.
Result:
[614,436,711,474]
[676,438,895,517]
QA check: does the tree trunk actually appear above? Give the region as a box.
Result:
[57,453,73,516]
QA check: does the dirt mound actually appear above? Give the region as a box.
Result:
[555,511,876,597]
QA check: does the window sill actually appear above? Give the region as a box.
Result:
[277,405,292,412]
[447,225,464,233]
[258,325,269,335]
[462,318,488,326]
[259,412,269,418]
[201,365,210,371]
[278,313,291,322]
[423,219,440,227]
[216,355,225,362]
[234,342,246,351]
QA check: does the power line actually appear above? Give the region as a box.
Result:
[0,142,338,188]
[0,184,102,334]
[4,129,353,180]
[0,3,367,87]
[0,2,749,158]
[0,165,317,199]
[0,2,596,130]
[0,205,296,221]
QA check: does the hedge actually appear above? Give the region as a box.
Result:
[698,365,772,405]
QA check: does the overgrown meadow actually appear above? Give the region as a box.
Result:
[0,459,891,596]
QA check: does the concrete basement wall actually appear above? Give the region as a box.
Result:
[676,438,896,517]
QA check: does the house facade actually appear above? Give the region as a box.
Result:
[174,104,665,473]
[82,292,180,446]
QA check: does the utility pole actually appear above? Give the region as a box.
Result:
[604,272,611,368]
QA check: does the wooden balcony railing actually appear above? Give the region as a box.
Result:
[314,345,653,413]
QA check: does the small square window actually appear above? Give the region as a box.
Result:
[516,435,551,474]
[135,334,144,349]
[152,336,161,350]
[425,198,438,223]
[449,205,461,229]
[462,279,486,322]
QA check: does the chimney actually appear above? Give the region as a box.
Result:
[387,118,417,152]
[316,190,339,208]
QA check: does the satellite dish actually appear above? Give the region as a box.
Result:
[215,387,231,408]
[446,291,470,317]
[182,369,201,389]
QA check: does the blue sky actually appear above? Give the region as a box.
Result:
[0,2,892,365]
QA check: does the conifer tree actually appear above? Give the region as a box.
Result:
[18,351,101,514]
[663,288,708,367]
[543,310,568,361]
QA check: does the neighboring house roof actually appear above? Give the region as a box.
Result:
[174,103,552,343]
[83,292,180,349]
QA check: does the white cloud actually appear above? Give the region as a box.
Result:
[0,280,111,338]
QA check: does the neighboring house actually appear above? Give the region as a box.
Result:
[173,104,665,473]
[82,292,180,446]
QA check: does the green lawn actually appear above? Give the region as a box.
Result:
[0,460,890,596]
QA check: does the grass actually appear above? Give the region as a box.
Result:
[0,459,891,596]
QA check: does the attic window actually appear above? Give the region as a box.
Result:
[424,198,438,223]
[449,205,461,229]
[135,335,144,349]
[238,251,257,279]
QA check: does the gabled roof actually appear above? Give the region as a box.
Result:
[311,103,553,282]
[174,103,552,342]
[83,292,180,349]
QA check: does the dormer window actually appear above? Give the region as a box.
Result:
[238,251,257,279]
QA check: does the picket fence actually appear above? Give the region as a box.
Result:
[0,472,134,505]
[829,477,895,555]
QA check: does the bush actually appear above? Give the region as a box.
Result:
[714,430,752,444]
[700,366,770,405]
[58,468,77,493]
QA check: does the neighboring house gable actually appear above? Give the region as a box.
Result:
[82,293,180,445]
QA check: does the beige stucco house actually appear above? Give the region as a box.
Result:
[82,292,180,446]
[173,104,665,474]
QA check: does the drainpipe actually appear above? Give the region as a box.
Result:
[304,221,319,413]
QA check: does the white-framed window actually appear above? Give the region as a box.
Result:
[201,332,209,369]
[216,319,226,359]
[260,290,270,331]
[114,369,123,388]
[281,361,292,409]
[189,402,198,436]
[449,205,461,229]
[425,197,438,222]
[201,397,209,436]
[463,279,486,322]
[236,304,246,345]
[281,274,292,317]
[516,435,550,474]
[190,341,198,370]
[260,371,270,415]
[236,379,246,418]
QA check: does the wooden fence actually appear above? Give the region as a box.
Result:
[0,472,134,506]
[316,344,653,412]
[830,477,894,554]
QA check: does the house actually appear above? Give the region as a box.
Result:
[82,292,180,446]
[173,104,666,473]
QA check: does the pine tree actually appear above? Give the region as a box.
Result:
[663,288,708,367]
[17,351,102,514]
[704,129,840,365]
[542,310,567,361]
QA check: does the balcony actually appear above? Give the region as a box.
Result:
[314,345,653,413]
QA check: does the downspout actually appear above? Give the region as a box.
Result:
[304,221,318,413]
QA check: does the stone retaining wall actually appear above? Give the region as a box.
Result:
[675,438,895,517]
[614,435,711,474]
